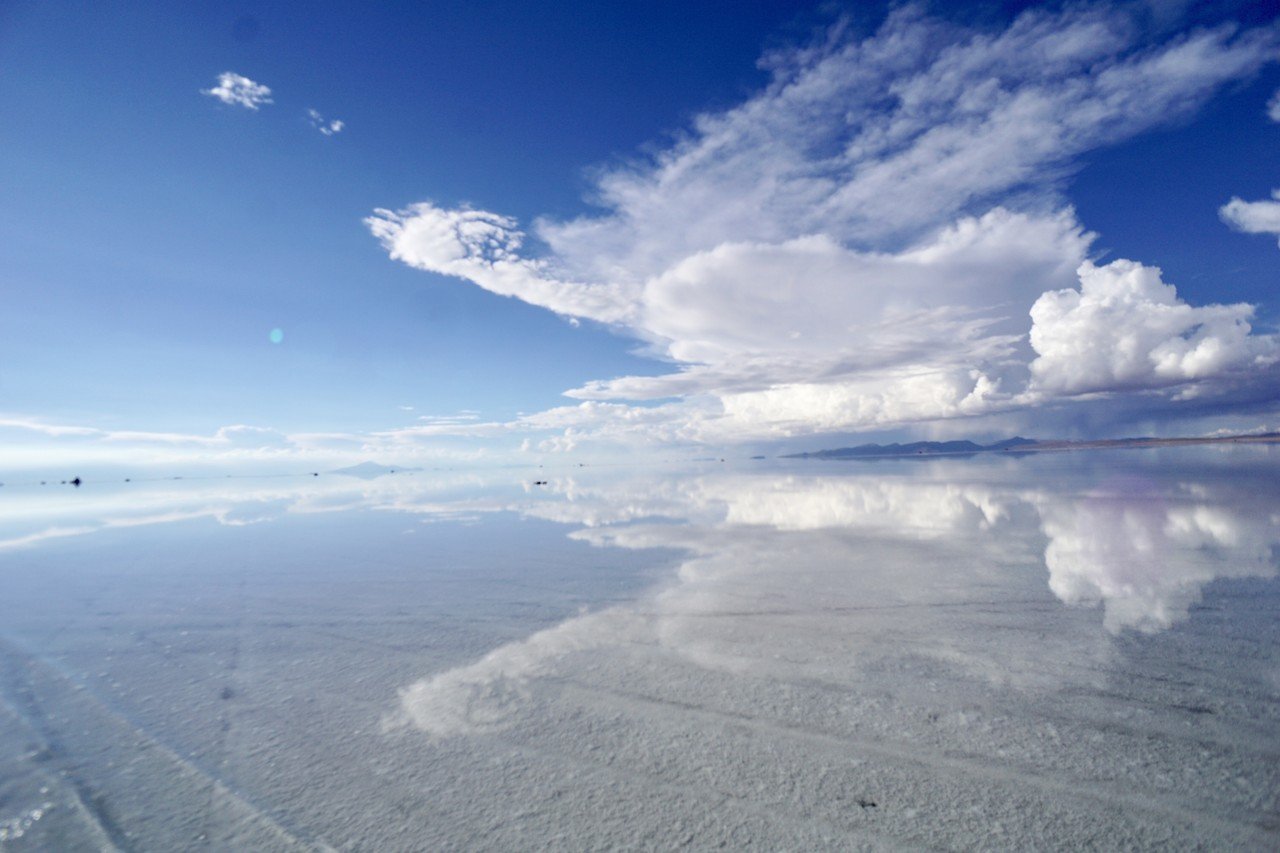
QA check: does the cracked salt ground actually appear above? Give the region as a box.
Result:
[0,448,1278,849]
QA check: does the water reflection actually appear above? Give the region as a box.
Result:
[4,459,1275,647]
[1036,479,1279,633]
[386,457,1276,737]
[2,450,1278,847]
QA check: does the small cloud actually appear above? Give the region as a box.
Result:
[1269,88,1280,122]
[308,108,344,136]
[398,405,415,412]
[416,411,481,425]
[202,72,272,110]
[1220,190,1280,247]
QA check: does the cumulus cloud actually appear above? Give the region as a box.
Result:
[1220,190,1280,246]
[1028,259,1276,397]
[1269,88,1280,122]
[202,72,273,110]
[370,4,1280,446]
[307,108,344,135]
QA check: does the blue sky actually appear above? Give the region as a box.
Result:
[3,1,1280,469]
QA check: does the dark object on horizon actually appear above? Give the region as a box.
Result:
[124,478,131,482]
[70,477,81,487]
[750,455,766,460]
[533,480,548,486]
[312,472,319,476]
[857,799,877,809]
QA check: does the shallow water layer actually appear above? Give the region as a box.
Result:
[0,447,1278,850]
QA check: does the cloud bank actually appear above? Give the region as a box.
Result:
[370,4,1278,446]
[202,72,273,110]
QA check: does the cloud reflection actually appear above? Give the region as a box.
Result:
[1036,481,1277,633]
[1,455,1273,737]
[392,457,1279,735]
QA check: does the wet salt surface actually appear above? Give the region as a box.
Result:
[0,448,1277,850]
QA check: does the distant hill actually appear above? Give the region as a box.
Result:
[784,433,1280,460]
[330,461,422,479]
[785,437,1036,459]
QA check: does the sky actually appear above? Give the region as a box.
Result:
[2,0,1280,470]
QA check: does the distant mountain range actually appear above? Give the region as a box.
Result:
[330,461,422,479]
[784,437,1037,459]
[784,433,1280,460]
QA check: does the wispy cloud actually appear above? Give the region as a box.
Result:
[0,416,492,470]
[369,4,1280,447]
[0,416,99,437]
[201,72,273,110]
[1269,87,1280,122]
[415,411,481,425]
[307,108,344,136]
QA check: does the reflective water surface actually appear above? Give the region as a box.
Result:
[1,447,1278,849]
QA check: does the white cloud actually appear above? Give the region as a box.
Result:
[1028,259,1276,397]
[365,204,635,323]
[307,108,344,136]
[0,416,99,437]
[367,4,1279,446]
[202,72,272,110]
[413,411,483,428]
[0,416,499,471]
[536,6,1275,278]
[1269,88,1280,122]
[1220,190,1280,247]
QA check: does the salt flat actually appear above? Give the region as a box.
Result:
[0,447,1277,850]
